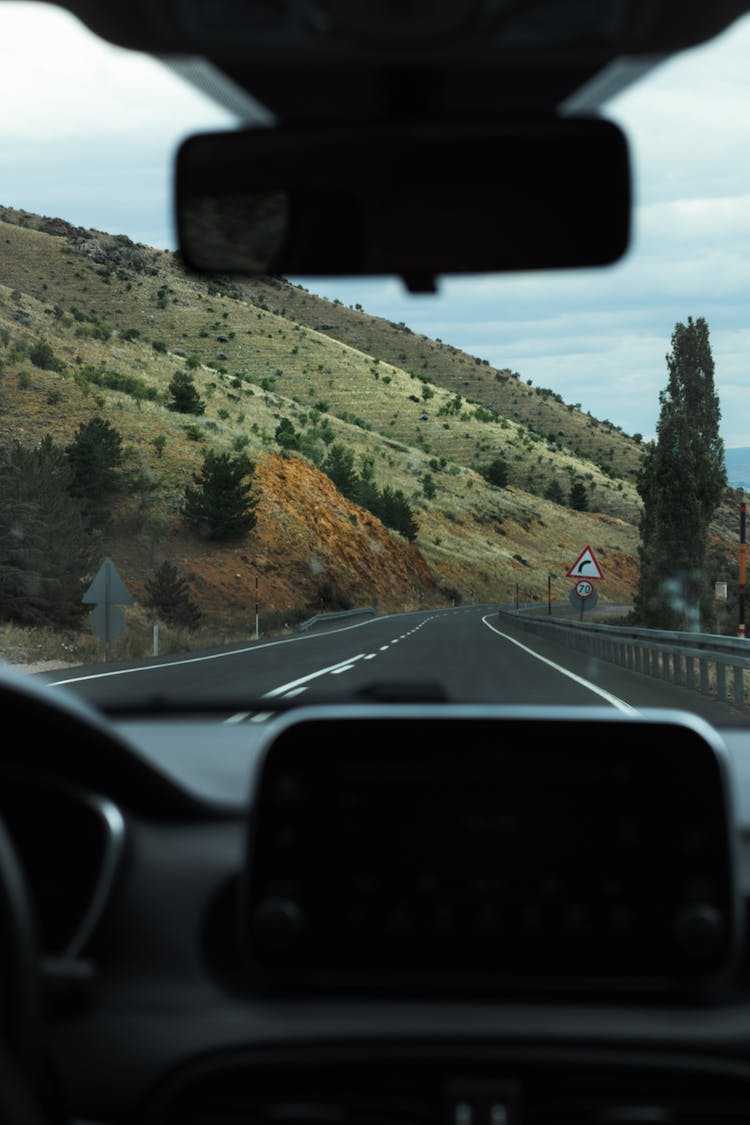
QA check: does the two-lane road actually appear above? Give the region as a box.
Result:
[43,607,750,726]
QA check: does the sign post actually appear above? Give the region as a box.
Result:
[82,558,133,662]
[566,545,604,621]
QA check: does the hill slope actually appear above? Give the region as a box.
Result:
[0,204,653,652]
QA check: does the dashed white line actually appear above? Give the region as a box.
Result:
[263,654,366,698]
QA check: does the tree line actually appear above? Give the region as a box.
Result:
[0,414,422,631]
[0,416,257,630]
[321,444,419,541]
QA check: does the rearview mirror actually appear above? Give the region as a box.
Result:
[176,118,630,292]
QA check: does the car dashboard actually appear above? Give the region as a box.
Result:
[5,671,750,1125]
[3,2,750,1120]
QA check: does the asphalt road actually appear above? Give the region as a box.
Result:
[43,606,750,727]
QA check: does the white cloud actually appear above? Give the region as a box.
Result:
[1,2,749,444]
[0,2,235,245]
[0,3,233,141]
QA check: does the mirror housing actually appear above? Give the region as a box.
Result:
[176,118,630,291]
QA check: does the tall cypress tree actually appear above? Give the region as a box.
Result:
[635,317,726,629]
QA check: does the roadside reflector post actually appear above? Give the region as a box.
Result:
[548,574,552,617]
[255,574,259,641]
[153,624,159,657]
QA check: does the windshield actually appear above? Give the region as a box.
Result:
[1,1,749,725]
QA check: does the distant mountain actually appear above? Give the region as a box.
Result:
[725,448,750,488]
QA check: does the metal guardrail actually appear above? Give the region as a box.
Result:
[296,607,376,633]
[500,609,750,710]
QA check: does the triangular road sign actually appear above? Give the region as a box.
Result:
[566,545,604,580]
[82,558,134,605]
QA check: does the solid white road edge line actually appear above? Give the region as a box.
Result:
[481,615,639,716]
[48,612,417,686]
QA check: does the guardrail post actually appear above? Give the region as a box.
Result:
[734,664,744,707]
[674,652,684,686]
[717,662,727,702]
[699,659,709,695]
[685,655,694,691]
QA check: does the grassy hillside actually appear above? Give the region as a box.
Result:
[0,204,655,657]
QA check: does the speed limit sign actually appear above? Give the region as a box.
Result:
[575,579,594,599]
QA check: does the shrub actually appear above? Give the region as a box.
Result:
[29,340,62,372]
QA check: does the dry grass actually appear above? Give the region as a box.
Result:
[0,205,645,646]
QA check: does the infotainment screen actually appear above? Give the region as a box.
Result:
[243,711,738,993]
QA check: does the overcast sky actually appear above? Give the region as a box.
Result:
[1,2,749,446]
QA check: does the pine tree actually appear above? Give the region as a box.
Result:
[355,454,382,515]
[275,418,300,451]
[322,444,358,500]
[65,415,123,530]
[182,450,257,540]
[380,487,419,541]
[0,437,92,627]
[168,370,205,415]
[144,561,201,630]
[481,456,509,488]
[568,481,589,511]
[544,479,565,504]
[635,316,726,629]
